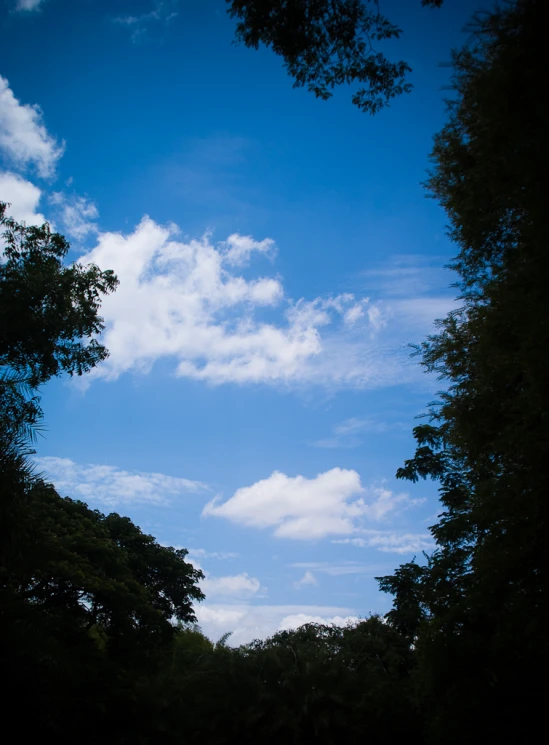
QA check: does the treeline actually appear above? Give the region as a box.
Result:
[1,1,547,743]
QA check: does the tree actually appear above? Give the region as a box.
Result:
[154,617,420,745]
[0,202,118,387]
[227,0,444,113]
[0,203,118,575]
[378,1,549,741]
[0,482,204,744]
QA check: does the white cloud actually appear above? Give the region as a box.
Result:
[333,531,433,554]
[195,603,359,646]
[201,573,261,599]
[50,191,98,239]
[311,416,401,449]
[35,456,207,507]
[113,0,179,42]
[79,217,402,389]
[0,171,45,224]
[290,562,384,576]
[293,571,318,589]
[222,233,275,266]
[203,469,417,540]
[186,551,261,601]
[15,0,46,10]
[362,255,452,298]
[0,75,63,177]
[188,548,239,561]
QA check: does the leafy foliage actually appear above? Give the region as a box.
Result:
[0,201,119,587]
[1,202,118,387]
[227,0,444,113]
[0,482,204,743]
[378,1,549,741]
[155,617,421,745]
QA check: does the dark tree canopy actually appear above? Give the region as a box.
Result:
[155,617,421,745]
[1,482,204,743]
[0,202,118,387]
[228,0,444,113]
[378,1,549,741]
[2,483,204,639]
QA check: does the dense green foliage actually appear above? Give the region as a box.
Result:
[151,617,420,745]
[1,485,204,743]
[0,203,118,387]
[378,1,548,741]
[227,0,444,113]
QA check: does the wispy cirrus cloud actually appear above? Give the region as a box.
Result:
[35,456,207,507]
[310,416,406,449]
[187,548,239,561]
[361,254,454,299]
[333,531,433,554]
[290,562,385,577]
[113,0,179,43]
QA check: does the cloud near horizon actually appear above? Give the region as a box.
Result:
[195,603,360,646]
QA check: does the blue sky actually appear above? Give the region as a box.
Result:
[1,0,483,643]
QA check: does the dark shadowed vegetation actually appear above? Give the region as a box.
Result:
[1,1,546,742]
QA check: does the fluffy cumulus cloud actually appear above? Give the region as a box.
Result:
[0,171,45,224]
[203,468,418,540]
[185,553,262,601]
[35,456,207,507]
[0,75,63,177]
[79,217,401,389]
[201,573,261,599]
[195,603,360,646]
